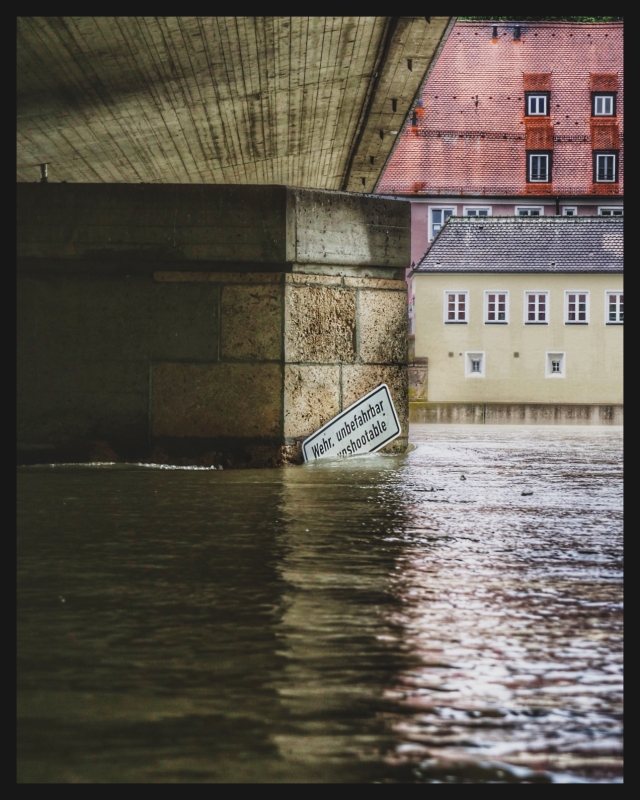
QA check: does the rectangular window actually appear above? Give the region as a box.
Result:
[465,351,485,378]
[562,207,578,216]
[485,291,509,324]
[528,152,551,183]
[444,291,468,323]
[516,206,544,216]
[565,291,589,324]
[430,207,455,240]
[546,351,566,378]
[525,292,548,324]
[526,93,549,115]
[606,291,623,324]
[464,206,491,217]
[592,93,616,116]
[598,207,623,216]
[594,152,617,183]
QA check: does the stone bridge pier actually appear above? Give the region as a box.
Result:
[17,184,409,467]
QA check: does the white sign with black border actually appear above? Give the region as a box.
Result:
[302,383,401,462]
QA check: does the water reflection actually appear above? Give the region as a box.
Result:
[17,426,622,782]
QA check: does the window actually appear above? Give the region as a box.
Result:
[562,207,578,216]
[606,291,623,324]
[525,292,548,324]
[593,152,618,183]
[464,206,491,217]
[444,291,468,323]
[526,93,549,116]
[598,207,623,216]
[516,206,544,217]
[527,152,551,183]
[546,352,566,378]
[430,207,455,240]
[565,291,589,324]
[592,93,616,116]
[485,291,509,323]
[465,351,485,378]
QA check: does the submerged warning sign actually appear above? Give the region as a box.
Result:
[302,383,401,462]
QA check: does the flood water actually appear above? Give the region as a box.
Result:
[17,425,623,783]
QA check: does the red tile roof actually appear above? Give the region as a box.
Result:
[377,21,623,196]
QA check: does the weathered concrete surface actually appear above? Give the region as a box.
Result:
[18,184,410,271]
[17,184,410,466]
[17,17,454,192]
[410,402,623,425]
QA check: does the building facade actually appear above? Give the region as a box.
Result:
[376,20,624,272]
[410,217,622,407]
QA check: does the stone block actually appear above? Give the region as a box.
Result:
[285,285,356,363]
[284,365,340,439]
[221,284,283,362]
[343,277,407,289]
[152,362,282,439]
[285,273,342,287]
[342,365,408,439]
[357,289,408,364]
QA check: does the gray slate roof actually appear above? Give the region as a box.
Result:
[412,216,623,274]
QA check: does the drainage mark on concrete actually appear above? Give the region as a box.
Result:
[302,383,401,462]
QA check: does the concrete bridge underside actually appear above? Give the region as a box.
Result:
[17,16,453,191]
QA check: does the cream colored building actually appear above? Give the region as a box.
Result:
[410,216,623,405]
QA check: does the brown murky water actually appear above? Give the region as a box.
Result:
[17,425,623,783]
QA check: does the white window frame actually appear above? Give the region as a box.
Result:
[527,94,548,115]
[594,95,614,116]
[529,153,550,182]
[463,206,492,217]
[564,290,590,324]
[465,351,485,378]
[524,291,549,324]
[595,153,616,183]
[444,290,469,324]
[562,207,578,216]
[605,291,623,325]
[429,206,456,241]
[598,206,623,216]
[515,206,544,217]
[546,352,566,378]
[484,290,509,324]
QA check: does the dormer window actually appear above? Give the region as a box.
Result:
[592,93,616,116]
[527,152,552,183]
[525,92,549,116]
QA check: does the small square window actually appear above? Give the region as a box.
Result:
[565,291,589,324]
[594,152,617,183]
[562,207,577,216]
[444,290,468,323]
[592,93,616,116]
[527,152,551,183]
[485,290,509,324]
[465,351,485,378]
[526,93,549,116]
[430,207,456,240]
[464,206,491,217]
[546,351,565,378]
[599,207,623,216]
[516,207,543,217]
[525,292,548,324]
[605,291,623,324]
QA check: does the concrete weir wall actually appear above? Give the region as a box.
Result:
[17,184,409,466]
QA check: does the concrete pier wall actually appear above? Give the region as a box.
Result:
[410,402,623,425]
[17,184,410,466]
